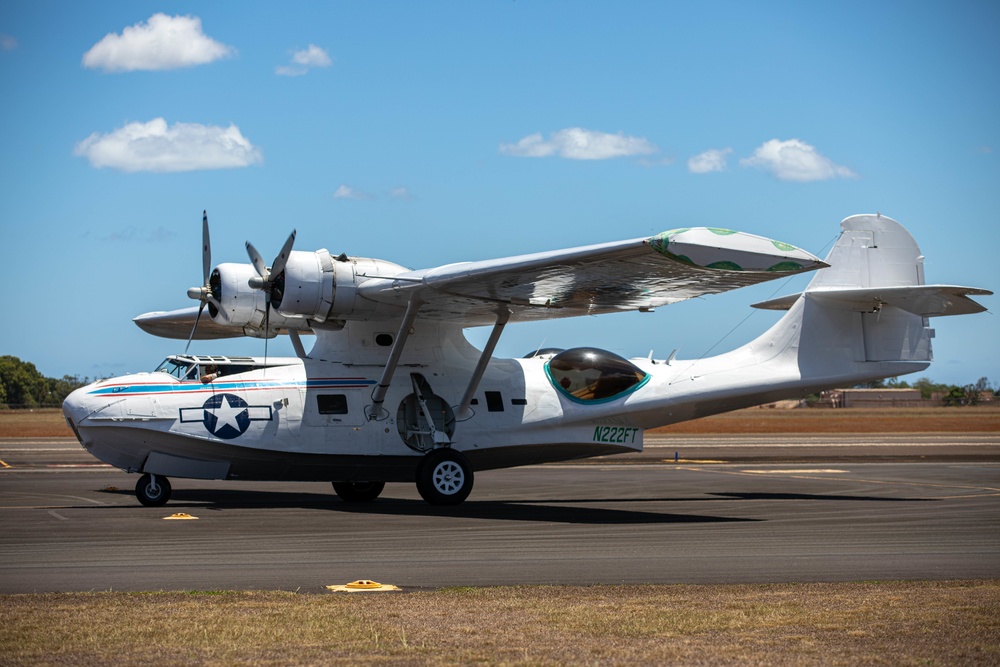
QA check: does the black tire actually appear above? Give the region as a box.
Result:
[136,473,172,507]
[332,481,385,503]
[415,449,474,506]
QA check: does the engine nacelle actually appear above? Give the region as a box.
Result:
[272,251,411,323]
[208,252,411,334]
[209,263,269,330]
[272,250,336,321]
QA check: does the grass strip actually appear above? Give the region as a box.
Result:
[2,581,998,666]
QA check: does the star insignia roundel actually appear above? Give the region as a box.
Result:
[202,393,251,439]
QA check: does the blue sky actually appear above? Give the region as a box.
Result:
[1,1,997,386]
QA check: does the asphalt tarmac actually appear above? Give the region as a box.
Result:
[1,435,998,593]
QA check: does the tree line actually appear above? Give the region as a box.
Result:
[0,356,90,409]
[855,376,997,406]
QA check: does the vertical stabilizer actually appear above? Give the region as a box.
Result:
[806,214,924,291]
[744,214,952,386]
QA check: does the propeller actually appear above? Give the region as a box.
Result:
[184,211,218,353]
[245,229,297,365]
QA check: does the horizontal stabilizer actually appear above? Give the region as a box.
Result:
[752,285,992,317]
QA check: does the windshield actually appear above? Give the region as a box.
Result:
[154,358,196,380]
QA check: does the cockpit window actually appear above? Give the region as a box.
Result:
[154,358,196,380]
[545,348,649,403]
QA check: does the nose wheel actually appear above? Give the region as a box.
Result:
[136,473,172,507]
[416,449,474,506]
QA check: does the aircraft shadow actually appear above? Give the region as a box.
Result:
[95,487,934,524]
[331,500,758,525]
[100,488,757,525]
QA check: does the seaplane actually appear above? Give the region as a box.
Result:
[62,212,990,506]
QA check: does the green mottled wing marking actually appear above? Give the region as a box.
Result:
[767,261,804,272]
[771,240,797,252]
[707,228,737,236]
[705,260,743,271]
[649,229,691,257]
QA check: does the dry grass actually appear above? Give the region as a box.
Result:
[0,409,73,438]
[1,582,998,666]
[5,406,999,439]
[652,406,1000,434]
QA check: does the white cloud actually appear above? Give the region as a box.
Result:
[740,139,856,182]
[82,14,234,72]
[1,34,17,51]
[276,44,332,76]
[688,147,732,174]
[388,187,415,200]
[74,118,263,172]
[500,128,657,160]
[333,185,373,200]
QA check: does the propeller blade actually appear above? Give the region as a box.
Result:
[246,241,268,280]
[270,230,297,277]
[184,301,206,354]
[201,211,212,286]
[262,302,270,375]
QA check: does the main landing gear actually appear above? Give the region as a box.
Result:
[136,473,172,507]
[416,449,474,506]
[332,450,475,506]
[332,481,386,503]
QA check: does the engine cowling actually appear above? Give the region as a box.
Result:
[271,251,410,323]
[209,252,410,333]
[271,250,336,321]
[208,262,269,330]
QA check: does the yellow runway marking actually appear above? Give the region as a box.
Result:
[678,466,1000,495]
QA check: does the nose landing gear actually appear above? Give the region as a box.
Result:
[136,473,172,507]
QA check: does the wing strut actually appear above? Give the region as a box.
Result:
[456,308,510,420]
[288,329,307,358]
[367,297,422,420]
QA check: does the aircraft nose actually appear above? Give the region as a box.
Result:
[62,385,97,442]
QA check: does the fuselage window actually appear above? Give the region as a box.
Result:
[317,394,349,415]
[545,347,649,403]
[485,391,504,412]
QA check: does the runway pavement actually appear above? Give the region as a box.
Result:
[1,435,998,593]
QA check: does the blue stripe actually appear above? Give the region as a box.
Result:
[88,378,376,396]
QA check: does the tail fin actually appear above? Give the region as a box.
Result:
[753,214,989,376]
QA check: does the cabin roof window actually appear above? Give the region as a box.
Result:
[153,355,286,381]
[545,347,649,403]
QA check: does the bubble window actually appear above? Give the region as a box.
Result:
[545,348,650,403]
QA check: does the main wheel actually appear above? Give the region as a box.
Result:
[136,473,172,507]
[332,481,385,503]
[416,449,474,506]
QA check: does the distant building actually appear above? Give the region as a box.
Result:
[823,388,923,408]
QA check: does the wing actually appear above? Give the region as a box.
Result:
[133,307,315,340]
[359,227,827,325]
